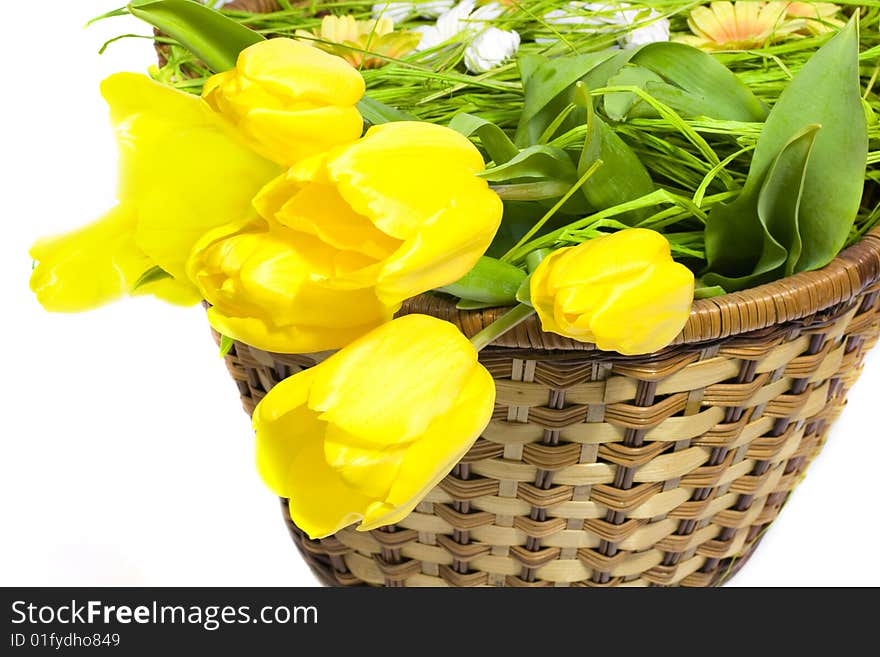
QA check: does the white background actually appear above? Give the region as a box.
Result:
[1,2,877,587]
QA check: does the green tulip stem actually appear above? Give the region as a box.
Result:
[469,303,536,352]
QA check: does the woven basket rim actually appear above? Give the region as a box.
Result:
[401,226,880,351]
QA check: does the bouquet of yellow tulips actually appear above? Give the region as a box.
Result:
[30,0,880,553]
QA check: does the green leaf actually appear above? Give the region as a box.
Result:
[604,66,664,121]
[449,113,518,165]
[219,334,235,358]
[127,0,264,73]
[704,126,819,289]
[456,299,502,311]
[756,125,818,277]
[436,256,526,305]
[641,81,748,122]
[704,19,867,289]
[491,181,574,201]
[577,84,654,221]
[357,96,417,125]
[479,145,577,184]
[132,265,172,291]
[524,249,552,274]
[515,273,533,307]
[694,285,726,300]
[484,202,575,259]
[632,42,767,122]
[515,50,625,147]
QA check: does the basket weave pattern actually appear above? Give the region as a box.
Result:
[218,229,880,587]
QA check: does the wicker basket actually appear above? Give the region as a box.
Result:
[215,226,880,587]
[199,0,880,587]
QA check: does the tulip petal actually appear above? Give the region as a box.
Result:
[254,363,388,539]
[30,204,199,312]
[548,229,669,289]
[235,38,366,107]
[239,106,366,167]
[375,183,502,305]
[285,434,377,539]
[359,364,496,531]
[276,182,402,261]
[206,306,392,355]
[329,122,488,240]
[101,73,279,281]
[323,424,407,499]
[203,39,366,167]
[530,247,574,338]
[189,217,396,353]
[253,368,320,495]
[309,315,479,446]
[590,261,695,355]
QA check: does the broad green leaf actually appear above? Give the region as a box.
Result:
[455,299,498,311]
[132,265,172,291]
[756,126,818,277]
[448,113,519,165]
[694,285,726,300]
[491,181,574,201]
[127,0,264,73]
[524,249,552,274]
[577,84,654,221]
[456,299,502,310]
[436,256,526,305]
[479,145,577,184]
[704,126,819,289]
[632,42,767,122]
[515,273,533,307]
[641,81,747,122]
[219,334,235,358]
[516,42,764,147]
[485,202,574,259]
[515,50,623,147]
[517,54,546,89]
[604,66,664,121]
[358,96,417,125]
[704,18,867,288]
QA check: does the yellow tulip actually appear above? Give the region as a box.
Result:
[30,73,279,311]
[30,206,200,311]
[188,216,396,354]
[188,120,503,353]
[530,229,695,355]
[202,38,366,167]
[253,314,496,539]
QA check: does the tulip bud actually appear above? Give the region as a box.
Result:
[253,314,496,539]
[202,38,366,167]
[530,229,694,355]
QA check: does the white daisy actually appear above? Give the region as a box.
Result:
[415,1,520,72]
[542,2,669,48]
[465,26,521,73]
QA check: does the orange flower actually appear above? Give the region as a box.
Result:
[677,2,799,50]
[296,15,421,68]
[785,2,842,34]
